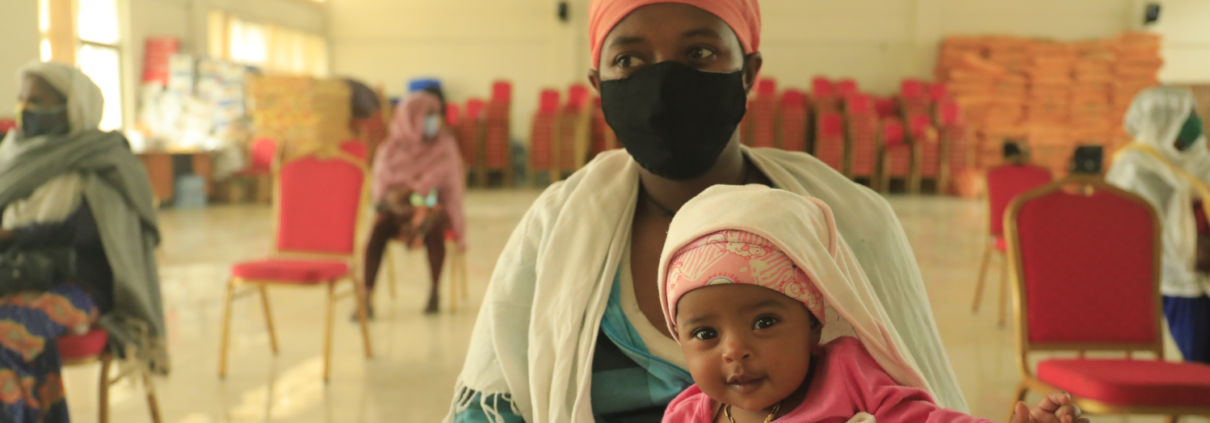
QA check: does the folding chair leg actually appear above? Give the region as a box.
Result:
[998,253,1009,327]
[386,243,397,300]
[352,278,373,358]
[143,370,163,423]
[218,278,235,378]
[1007,384,1029,423]
[259,285,279,354]
[973,243,993,312]
[98,354,112,423]
[1164,416,1180,423]
[323,282,336,383]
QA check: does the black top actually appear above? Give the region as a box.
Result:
[2,199,113,311]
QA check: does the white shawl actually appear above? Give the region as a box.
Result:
[448,147,967,422]
[659,185,934,397]
[1107,87,1210,298]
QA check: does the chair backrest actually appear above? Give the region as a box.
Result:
[492,81,512,103]
[874,97,897,119]
[781,89,806,107]
[539,89,561,115]
[937,101,961,126]
[812,77,834,98]
[928,84,949,102]
[1006,176,1162,360]
[836,79,858,98]
[567,84,590,112]
[274,152,367,257]
[846,94,872,115]
[339,140,368,160]
[818,113,844,138]
[987,164,1053,236]
[446,103,461,126]
[881,118,905,146]
[757,78,777,97]
[0,118,16,136]
[466,98,486,121]
[248,138,278,174]
[908,114,933,141]
[900,79,924,99]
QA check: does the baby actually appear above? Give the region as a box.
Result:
[657,185,1086,423]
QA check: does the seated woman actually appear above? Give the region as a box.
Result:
[659,185,1086,423]
[0,62,166,422]
[365,89,467,315]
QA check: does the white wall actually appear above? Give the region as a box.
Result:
[0,0,41,118]
[1149,0,1210,83]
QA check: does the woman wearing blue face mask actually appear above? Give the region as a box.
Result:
[365,88,467,315]
[1108,87,1210,364]
[0,62,166,422]
[446,1,966,422]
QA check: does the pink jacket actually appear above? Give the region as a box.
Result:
[662,337,990,423]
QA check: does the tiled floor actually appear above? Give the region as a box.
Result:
[62,190,1204,423]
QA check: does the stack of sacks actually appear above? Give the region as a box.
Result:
[484,81,512,172]
[1024,41,1074,126]
[814,113,845,172]
[778,89,810,152]
[247,75,351,152]
[1111,32,1164,147]
[985,36,1032,73]
[846,94,879,178]
[458,98,485,167]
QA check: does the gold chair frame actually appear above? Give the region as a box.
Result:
[1004,174,1210,422]
[218,147,374,383]
[384,238,470,311]
[64,351,161,423]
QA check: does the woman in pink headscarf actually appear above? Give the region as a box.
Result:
[447,1,964,422]
[366,88,466,315]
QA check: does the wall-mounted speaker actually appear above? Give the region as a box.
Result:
[558,2,570,23]
[1144,3,1162,25]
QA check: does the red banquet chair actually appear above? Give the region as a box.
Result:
[60,329,161,423]
[974,163,1052,325]
[459,98,486,169]
[529,90,561,186]
[879,117,910,193]
[218,148,373,382]
[0,118,16,136]
[815,113,845,172]
[779,90,809,152]
[1005,175,1210,421]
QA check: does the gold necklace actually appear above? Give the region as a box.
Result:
[724,402,781,423]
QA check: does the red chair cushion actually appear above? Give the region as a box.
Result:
[1038,359,1210,408]
[232,260,349,283]
[994,236,1007,252]
[58,329,108,361]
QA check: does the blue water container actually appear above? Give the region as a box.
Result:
[408,78,442,93]
[174,175,207,209]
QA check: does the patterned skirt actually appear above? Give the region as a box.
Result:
[0,285,98,423]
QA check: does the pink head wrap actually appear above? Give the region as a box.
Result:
[664,230,826,336]
[370,92,468,248]
[588,0,762,69]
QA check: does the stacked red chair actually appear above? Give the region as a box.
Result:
[911,114,942,189]
[1004,176,1210,421]
[975,163,1052,325]
[874,97,898,119]
[748,79,778,148]
[218,148,373,383]
[528,90,561,186]
[558,84,593,173]
[900,79,932,117]
[880,117,912,192]
[835,79,859,100]
[458,98,486,168]
[237,138,278,204]
[778,89,810,153]
[446,103,461,127]
[812,77,840,114]
[0,119,15,137]
[846,94,879,179]
[590,97,613,157]
[814,113,845,172]
[937,101,971,194]
[481,81,513,187]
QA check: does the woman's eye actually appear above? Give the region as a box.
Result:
[692,328,718,341]
[689,47,716,60]
[614,55,647,68]
[754,316,779,330]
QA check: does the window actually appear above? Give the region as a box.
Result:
[77,0,124,131]
[38,0,126,131]
[209,11,329,77]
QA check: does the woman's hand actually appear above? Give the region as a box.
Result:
[1009,391,1088,423]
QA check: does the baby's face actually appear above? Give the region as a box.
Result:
[675,284,821,412]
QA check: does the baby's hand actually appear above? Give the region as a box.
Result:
[1009,391,1088,423]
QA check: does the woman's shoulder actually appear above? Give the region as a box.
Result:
[662,384,714,423]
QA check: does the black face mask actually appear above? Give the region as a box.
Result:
[600,61,748,180]
[19,105,70,138]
